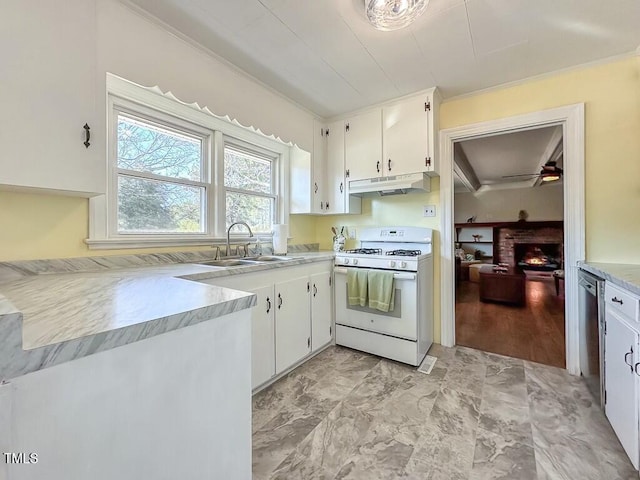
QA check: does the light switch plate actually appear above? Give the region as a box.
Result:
[348,227,356,239]
[423,205,436,217]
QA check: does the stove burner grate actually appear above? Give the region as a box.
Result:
[343,248,383,255]
[385,249,422,257]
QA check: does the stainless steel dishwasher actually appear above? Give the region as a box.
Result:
[578,268,605,407]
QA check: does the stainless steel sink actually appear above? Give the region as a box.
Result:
[197,255,294,268]
[198,259,260,267]
[244,256,294,262]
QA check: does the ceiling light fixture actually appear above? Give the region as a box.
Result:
[365,0,429,31]
[540,161,563,182]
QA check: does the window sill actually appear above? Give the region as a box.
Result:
[85,235,276,250]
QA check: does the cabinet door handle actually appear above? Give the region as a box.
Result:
[339,182,343,193]
[307,337,311,348]
[313,284,317,297]
[376,160,380,173]
[326,202,330,210]
[388,158,392,171]
[277,293,282,309]
[612,297,624,305]
[83,123,91,148]
[624,346,634,369]
[346,169,350,178]
[635,362,640,377]
[266,297,271,313]
[314,182,318,194]
[320,201,324,210]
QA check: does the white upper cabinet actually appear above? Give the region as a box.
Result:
[290,120,327,214]
[344,110,383,182]
[326,120,361,215]
[383,89,439,176]
[0,0,105,196]
[312,122,327,214]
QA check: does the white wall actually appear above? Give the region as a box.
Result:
[454,184,564,223]
[97,0,316,152]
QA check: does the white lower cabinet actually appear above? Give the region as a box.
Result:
[311,271,332,351]
[203,261,334,390]
[275,275,312,373]
[251,285,276,389]
[604,283,640,471]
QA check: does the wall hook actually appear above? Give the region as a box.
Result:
[83,123,91,148]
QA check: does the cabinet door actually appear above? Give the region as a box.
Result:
[326,120,346,214]
[0,0,104,195]
[290,146,313,214]
[345,109,382,181]
[605,308,640,469]
[275,276,311,374]
[383,96,431,176]
[251,285,276,389]
[311,272,333,351]
[312,122,327,214]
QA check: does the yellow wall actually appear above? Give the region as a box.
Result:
[441,56,640,263]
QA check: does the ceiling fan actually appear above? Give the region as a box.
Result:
[502,160,563,182]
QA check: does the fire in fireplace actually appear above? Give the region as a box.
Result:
[515,243,561,271]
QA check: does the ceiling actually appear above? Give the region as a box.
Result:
[454,126,563,192]
[123,0,640,117]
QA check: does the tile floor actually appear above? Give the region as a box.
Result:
[252,344,637,480]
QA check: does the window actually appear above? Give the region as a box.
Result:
[87,74,290,249]
[115,112,209,234]
[224,143,276,233]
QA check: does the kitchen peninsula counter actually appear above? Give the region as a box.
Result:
[0,251,334,382]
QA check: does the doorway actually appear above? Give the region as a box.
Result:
[439,104,585,375]
[452,126,565,367]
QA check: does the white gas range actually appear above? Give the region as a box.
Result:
[334,226,434,366]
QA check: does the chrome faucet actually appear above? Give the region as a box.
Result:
[227,221,253,257]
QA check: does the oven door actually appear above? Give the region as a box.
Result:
[334,267,418,340]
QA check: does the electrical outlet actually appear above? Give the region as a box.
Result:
[348,227,356,239]
[423,205,436,217]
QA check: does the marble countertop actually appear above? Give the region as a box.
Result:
[579,262,640,297]
[0,251,334,381]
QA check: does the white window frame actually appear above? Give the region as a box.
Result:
[87,74,290,249]
[111,101,213,238]
[222,138,278,235]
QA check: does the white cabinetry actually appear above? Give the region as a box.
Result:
[203,261,334,390]
[604,282,640,470]
[0,0,104,196]
[383,89,439,176]
[311,271,333,350]
[290,122,326,215]
[326,121,361,215]
[344,110,383,181]
[291,120,360,215]
[275,275,312,373]
[250,285,276,388]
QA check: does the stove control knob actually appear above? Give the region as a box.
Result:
[343,258,350,265]
[353,259,358,265]
[401,261,407,269]
[388,260,396,268]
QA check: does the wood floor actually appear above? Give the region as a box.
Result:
[455,277,566,368]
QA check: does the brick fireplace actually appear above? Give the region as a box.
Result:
[495,223,564,269]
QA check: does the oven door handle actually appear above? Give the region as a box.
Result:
[334,267,416,280]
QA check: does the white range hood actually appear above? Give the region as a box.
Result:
[349,172,431,196]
